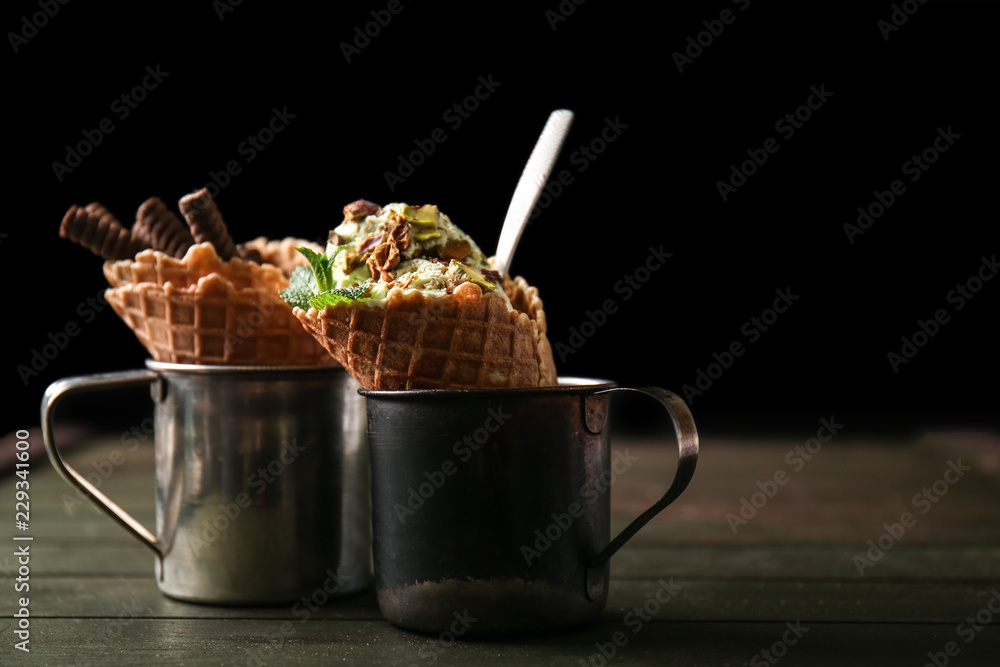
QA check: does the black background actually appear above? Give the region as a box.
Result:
[4,1,997,441]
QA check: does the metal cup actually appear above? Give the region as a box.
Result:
[42,360,371,605]
[360,377,698,633]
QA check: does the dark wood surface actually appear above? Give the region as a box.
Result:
[3,429,1000,665]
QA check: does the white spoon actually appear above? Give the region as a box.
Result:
[493,109,574,278]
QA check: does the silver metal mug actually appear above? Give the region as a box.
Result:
[360,377,698,633]
[42,361,371,605]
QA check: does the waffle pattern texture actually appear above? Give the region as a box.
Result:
[104,242,337,366]
[294,276,557,389]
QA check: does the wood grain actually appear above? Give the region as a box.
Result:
[3,431,999,664]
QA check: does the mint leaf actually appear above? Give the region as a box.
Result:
[295,245,342,293]
[280,265,318,309]
[308,281,371,309]
[285,246,370,310]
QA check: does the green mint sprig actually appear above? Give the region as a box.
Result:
[297,245,342,293]
[279,245,371,310]
[279,265,319,309]
[309,281,371,309]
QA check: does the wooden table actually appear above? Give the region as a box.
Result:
[3,427,1000,665]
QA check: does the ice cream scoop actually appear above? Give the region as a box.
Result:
[281,202,506,310]
[284,200,557,390]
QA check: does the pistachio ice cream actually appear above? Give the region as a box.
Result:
[285,199,557,390]
[281,200,507,310]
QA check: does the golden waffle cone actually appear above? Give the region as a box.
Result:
[103,242,336,366]
[239,236,323,276]
[503,275,557,386]
[103,242,283,290]
[293,276,557,390]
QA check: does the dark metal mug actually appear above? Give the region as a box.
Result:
[42,361,371,605]
[360,377,698,633]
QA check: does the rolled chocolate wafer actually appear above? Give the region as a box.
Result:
[132,196,194,258]
[179,188,237,260]
[60,202,145,260]
[235,244,263,264]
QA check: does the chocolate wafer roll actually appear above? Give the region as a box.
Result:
[133,196,194,258]
[178,188,237,260]
[235,244,262,264]
[60,203,145,260]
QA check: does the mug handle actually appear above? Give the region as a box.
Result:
[585,386,698,600]
[41,369,162,556]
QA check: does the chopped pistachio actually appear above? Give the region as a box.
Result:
[322,202,511,309]
[440,239,472,261]
[453,260,497,292]
[402,204,440,227]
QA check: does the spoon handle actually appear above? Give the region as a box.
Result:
[493,109,574,278]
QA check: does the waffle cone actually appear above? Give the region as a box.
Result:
[103,242,292,290]
[293,276,557,389]
[239,236,323,276]
[104,242,336,366]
